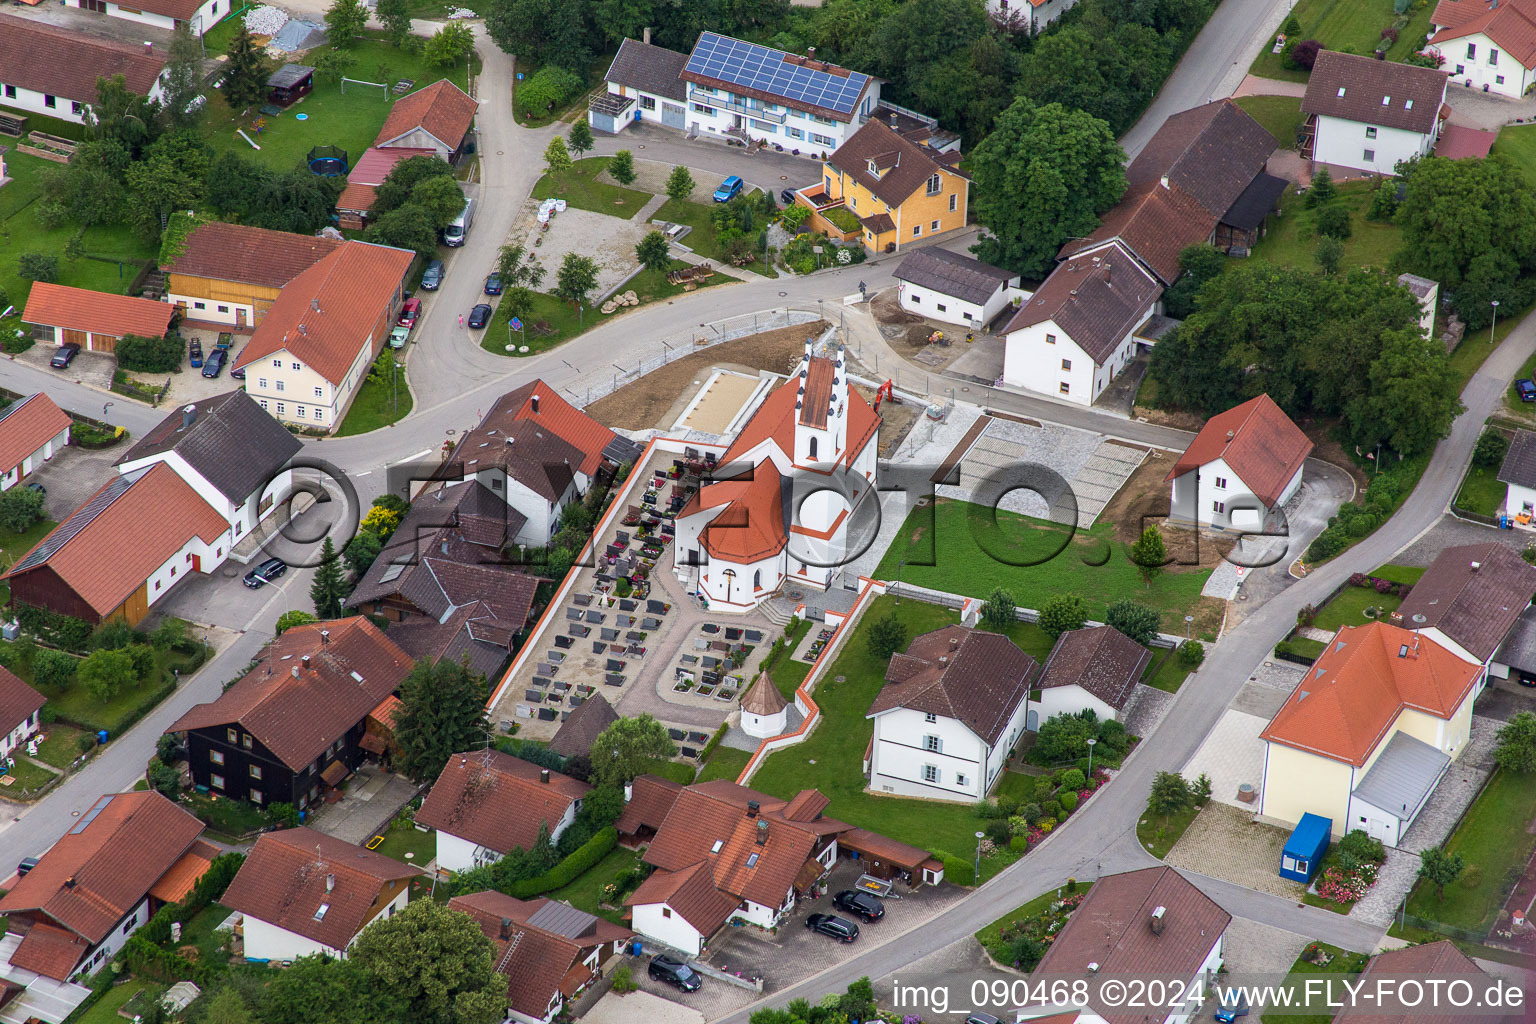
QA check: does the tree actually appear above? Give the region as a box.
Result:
[0,486,46,534]
[17,252,60,283]
[33,649,77,690]
[1178,639,1205,667]
[350,899,505,1024]
[1161,244,1227,319]
[588,713,675,788]
[1305,166,1336,208]
[635,231,672,275]
[393,658,489,782]
[1314,234,1345,276]
[495,243,546,289]
[364,204,440,261]
[502,287,535,330]
[1316,204,1351,239]
[1494,710,1536,773]
[160,23,205,128]
[199,986,255,1024]
[221,22,271,110]
[1395,155,1536,288]
[608,149,636,186]
[517,65,584,119]
[968,97,1126,278]
[410,174,468,228]
[568,119,594,158]
[865,612,908,659]
[1038,594,1089,639]
[309,537,349,618]
[275,610,318,635]
[666,164,695,202]
[1148,770,1192,816]
[312,47,357,83]
[425,21,477,66]
[1288,38,1322,70]
[147,757,181,798]
[979,587,1016,632]
[378,0,414,44]
[1366,179,1399,221]
[325,0,369,46]
[1456,249,1536,331]
[543,135,572,176]
[78,648,135,702]
[1129,526,1167,588]
[344,530,385,579]
[1474,428,1510,469]
[554,252,598,308]
[1105,599,1159,645]
[1417,845,1464,901]
[263,957,406,1024]
[116,333,183,373]
[375,155,456,214]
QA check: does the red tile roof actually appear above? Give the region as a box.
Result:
[717,358,881,471]
[167,618,413,771]
[3,463,229,619]
[0,393,71,477]
[453,380,619,481]
[1261,622,1481,765]
[871,626,1039,745]
[1435,123,1498,159]
[687,462,788,563]
[0,665,44,736]
[627,860,741,935]
[22,283,175,341]
[1002,242,1163,364]
[336,147,438,215]
[147,839,221,905]
[1302,51,1448,135]
[1336,941,1494,1024]
[1036,625,1152,712]
[614,774,683,836]
[222,827,418,951]
[9,922,90,981]
[164,223,342,288]
[1431,0,1536,66]
[375,79,477,151]
[416,750,589,856]
[1166,394,1312,507]
[0,15,167,105]
[232,241,412,385]
[827,119,966,209]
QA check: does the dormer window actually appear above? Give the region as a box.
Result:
[1336,87,1345,98]
[867,159,880,178]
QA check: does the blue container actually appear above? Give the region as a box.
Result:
[1280,813,1332,883]
[96,730,108,744]
[630,941,643,956]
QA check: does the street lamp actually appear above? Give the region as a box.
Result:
[974,831,985,884]
[1086,737,1098,777]
[1491,300,1500,344]
[1184,614,1193,640]
[102,401,113,423]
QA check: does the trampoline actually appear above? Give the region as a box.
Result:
[307,144,348,176]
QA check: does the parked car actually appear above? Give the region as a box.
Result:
[964,1014,1002,1024]
[831,890,885,922]
[389,326,410,349]
[421,260,445,291]
[484,273,503,295]
[648,954,702,992]
[1214,993,1250,1022]
[201,348,227,378]
[780,188,798,205]
[805,913,859,942]
[24,482,44,498]
[467,303,492,329]
[50,343,80,369]
[243,557,287,589]
[188,338,203,368]
[397,297,422,328]
[1517,378,1536,403]
[230,351,246,380]
[713,175,745,202]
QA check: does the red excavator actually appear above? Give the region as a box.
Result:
[873,380,898,412]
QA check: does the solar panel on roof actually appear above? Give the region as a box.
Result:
[70,794,114,835]
[11,472,140,575]
[685,31,868,116]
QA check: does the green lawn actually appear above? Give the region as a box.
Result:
[876,498,1219,636]
[178,901,232,963]
[28,646,202,735]
[1251,180,1402,273]
[645,758,697,785]
[1491,125,1536,189]
[697,746,751,783]
[186,790,267,838]
[1370,563,1425,585]
[974,883,1092,962]
[1311,584,1403,632]
[0,518,59,571]
[0,756,58,796]
[1405,769,1536,931]
[547,845,641,924]
[533,158,652,219]
[370,823,437,866]
[655,197,774,277]
[336,359,412,435]
[1454,462,1507,518]
[749,595,1050,883]
[994,771,1039,804]
[1277,636,1328,662]
[33,725,87,771]
[764,617,814,699]
[76,979,162,1024]
[1249,0,1435,81]
[1141,652,1192,694]
[1261,943,1371,1024]
[1137,799,1201,860]
[1233,95,1305,148]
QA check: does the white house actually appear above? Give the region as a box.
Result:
[1398,273,1439,337]
[1259,622,1480,841]
[64,0,227,36]
[673,338,881,611]
[1001,242,1162,406]
[222,828,416,962]
[1166,394,1313,531]
[589,36,692,135]
[1301,50,1449,176]
[867,626,1038,801]
[1428,0,1536,99]
[987,0,1078,35]
[0,16,171,125]
[1500,429,1536,521]
[416,751,589,875]
[1395,540,1536,679]
[0,393,71,493]
[0,667,44,762]
[893,246,1025,328]
[740,671,790,739]
[1030,626,1151,731]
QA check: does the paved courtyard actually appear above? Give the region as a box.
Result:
[581,986,707,1024]
[1221,916,1312,975]
[1166,801,1307,901]
[25,441,119,525]
[305,764,422,847]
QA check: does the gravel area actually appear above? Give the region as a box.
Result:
[1203,558,1242,599]
[1392,515,1526,567]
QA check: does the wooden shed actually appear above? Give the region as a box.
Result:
[21,282,175,354]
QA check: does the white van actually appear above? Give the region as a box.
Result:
[443,198,475,247]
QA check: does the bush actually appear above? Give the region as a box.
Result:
[1059,768,1085,791]
[16,602,92,652]
[115,334,183,373]
[17,252,59,283]
[1034,711,1098,763]
[1338,828,1386,864]
[1288,38,1322,70]
[1040,798,1062,820]
[1020,802,1042,824]
[984,819,1012,845]
[1178,640,1205,666]
[1038,594,1089,639]
[508,827,617,898]
[1105,598,1159,645]
[520,65,583,119]
[611,965,637,994]
[1381,25,1399,42]
[1473,429,1510,468]
[33,648,79,690]
[1316,204,1352,239]
[1059,791,1078,813]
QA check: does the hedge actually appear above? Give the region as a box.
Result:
[699,722,729,765]
[15,602,92,653]
[140,852,244,946]
[935,851,973,886]
[508,827,617,898]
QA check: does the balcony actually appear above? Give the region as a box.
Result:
[792,187,864,244]
[686,88,787,124]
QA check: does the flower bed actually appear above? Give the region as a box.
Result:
[1307,828,1387,909]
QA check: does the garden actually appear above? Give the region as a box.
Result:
[1303,829,1387,912]
[1491,125,1536,190]
[974,881,1092,970]
[1251,179,1404,274]
[1261,942,1372,1024]
[1452,429,1511,519]
[533,157,651,219]
[1232,95,1306,148]
[1136,770,1211,859]
[337,348,412,435]
[1248,0,1436,83]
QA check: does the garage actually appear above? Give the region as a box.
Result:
[662,102,686,129]
[587,92,633,135]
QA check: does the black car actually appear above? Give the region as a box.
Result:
[780,188,798,205]
[421,259,445,290]
[831,890,885,922]
[484,273,503,295]
[805,913,859,942]
[243,557,287,589]
[23,482,44,498]
[50,343,80,369]
[648,954,702,992]
[230,349,247,380]
[467,303,492,329]
[201,348,227,378]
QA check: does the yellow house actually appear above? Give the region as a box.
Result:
[800,119,968,254]
[1259,621,1481,845]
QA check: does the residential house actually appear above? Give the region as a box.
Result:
[1259,622,1480,843]
[0,667,44,761]
[1395,541,1536,679]
[346,481,541,680]
[865,626,1038,801]
[1166,394,1313,531]
[166,619,414,810]
[1335,941,1511,1024]
[0,17,170,124]
[1300,50,1449,175]
[115,392,301,542]
[1030,626,1151,730]
[740,671,790,739]
[672,339,881,608]
[221,827,418,961]
[63,0,225,36]
[335,146,437,230]
[614,774,684,847]
[3,463,232,625]
[1498,429,1536,521]
[233,241,414,432]
[1398,273,1439,337]
[22,283,176,355]
[589,36,691,134]
[1031,866,1230,1024]
[893,246,1023,328]
[162,223,342,329]
[1427,0,1536,99]
[548,691,619,758]
[416,750,590,875]
[374,79,477,163]
[0,792,211,988]
[0,393,70,493]
[803,119,969,252]
[987,0,1078,35]
[444,381,642,548]
[448,891,632,1024]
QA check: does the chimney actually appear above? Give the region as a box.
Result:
[807,46,816,60]
[755,819,769,845]
[938,655,948,664]
[320,629,330,645]
[890,112,899,130]
[65,876,76,889]
[325,873,335,892]
[500,917,513,940]
[540,768,550,784]
[302,655,312,670]
[949,636,960,651]
[1104,260,1111,286]
[531,394,540,415]
[292,666,301,679]
[1150,905,1166,934]
[642,26,651,43]
[746,799,760,818]
[144,40,153,54]
[624,782,633,802]
[1159,174,1169,190]
[1087,962,1099,973]
[1225,429,1235,440]
[181,404,196,431]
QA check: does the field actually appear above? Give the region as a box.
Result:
[1249,0,1436,82]
[1404,769,1536,932]
[1491,125,1536,189]
[1233,95,1305,148]
[533,158,652,219]
[1251,180,1402,272]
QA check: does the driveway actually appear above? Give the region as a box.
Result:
[16,346,114,396]
[1166,802,1307,901]
[589,122,824,196]
[25,442,119,524]
[304,764,423,847]
[1394,513,1528,566]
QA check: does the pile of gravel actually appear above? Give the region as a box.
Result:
[243,4,288,34]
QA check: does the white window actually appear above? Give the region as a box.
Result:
[276,403,286,415]
[259,400,268,410]
[297,406,306,418]
[692,103,716,115]
[925,174,941,195]
[924,712,937,723]
[640,95,655,110]
[912,225,922,237]
[1364,149,1375,162]
[922,735,941,752]
[922,764,939,784]
[275,381,285,391]
[949,194,958,212]
[313,387,323,397]
[956,774,968,787]
[314,408,324,420]
[257,378,267,389]
[811,133,835,147]
[1213,500,1225,514]
[1214,476,1228,489]
[210,773,225,790]
[210,750,225,765]
[786,127,804,140]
